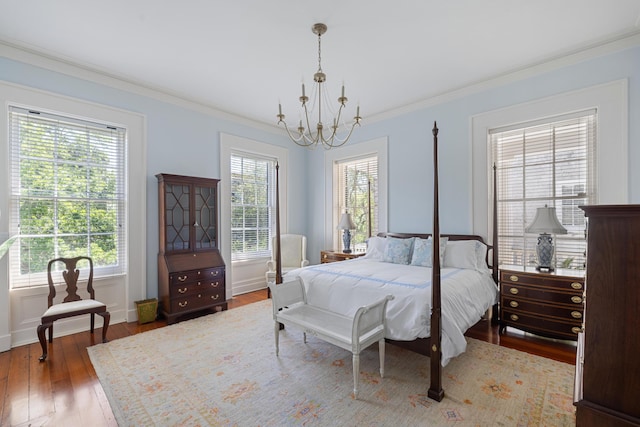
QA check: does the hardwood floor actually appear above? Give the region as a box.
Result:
[0,289,575,426]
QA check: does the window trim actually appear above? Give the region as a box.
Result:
[471,79,628,243]
[324,137,388,250]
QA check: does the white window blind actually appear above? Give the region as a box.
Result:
[337,155,378,253]
[8,106,127,288]
[491,110,596,270]
[230,153,275,261]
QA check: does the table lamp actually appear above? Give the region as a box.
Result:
[525,205,567,271]
[338,212,356,253]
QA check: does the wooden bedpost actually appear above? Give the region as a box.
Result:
[428,121,444,402]
[275,162,283,285]
[492,164,499,284]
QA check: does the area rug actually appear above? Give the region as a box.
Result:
[88,300,576,426]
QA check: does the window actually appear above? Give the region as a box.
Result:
[490,110,596,269]
[230,153,276,261]
[9,106,126,288]
[336,155,378,253]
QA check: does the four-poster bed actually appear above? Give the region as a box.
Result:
[271,122,499,401]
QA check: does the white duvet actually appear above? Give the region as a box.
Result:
[285,258,499,366]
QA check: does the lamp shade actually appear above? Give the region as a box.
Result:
[525,205,567,234]
[338,212,356,230]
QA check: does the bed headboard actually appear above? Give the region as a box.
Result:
[376,232,498,279]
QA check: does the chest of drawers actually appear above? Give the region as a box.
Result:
[499,266,584,340]
[320,250,365,263]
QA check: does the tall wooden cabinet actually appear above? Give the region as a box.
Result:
[575,205,640,426]
[157,174,227,324]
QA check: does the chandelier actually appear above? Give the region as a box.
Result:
[277,23,361,149]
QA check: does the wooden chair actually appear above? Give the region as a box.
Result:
[37,256,110,361]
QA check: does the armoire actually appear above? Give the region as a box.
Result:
[575,205,640,426]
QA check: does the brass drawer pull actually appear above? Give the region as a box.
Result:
[571,311,582,319]
[571,282,583,290]
[211,295,219,300]
[509,287,519,295]
[510,275,519,282]
[210,281,219,287]
[177,275,188,282]
[177,287,187,294]
[178,301,188,308]
[571,327,582,334]
[323,254,328,259]
[198,294,201,298]
[509,301,519,308]
[210,270,219,276]
[571,296,583,304]
[510,314,519,321]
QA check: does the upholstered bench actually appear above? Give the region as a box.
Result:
[268,278,393,399]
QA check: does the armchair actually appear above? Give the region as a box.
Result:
[266,234,309,284]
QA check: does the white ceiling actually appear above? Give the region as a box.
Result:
[1,1,639,128]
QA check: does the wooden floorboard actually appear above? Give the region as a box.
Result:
[0,289,576,425]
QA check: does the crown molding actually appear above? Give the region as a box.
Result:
[0,40,283,135]
[366,31,640,124]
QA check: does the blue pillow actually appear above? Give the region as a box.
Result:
[383,237,414,264]
[410,237,448,267]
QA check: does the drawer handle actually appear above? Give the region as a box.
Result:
[323,254,328,259]
[197,281,202,286]
[178,275,188,282]
[571,296,583,304]
[571,282,583,290]
[178,301,188,308]
[509,275,519,282]
[177,287,187,294]
[210,271,219,276]
[211,295,219,300]
[571,326,582,334]
[509,301,519,308]
[510,314,519,321]
[509,287,519,295]
[198,294,201,298]
[210,281,219,287]
[571,311,582,319]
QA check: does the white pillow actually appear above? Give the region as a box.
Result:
[444,240,487,270]
[365,236,387,260]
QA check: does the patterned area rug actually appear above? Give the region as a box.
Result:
[88,300,576,426]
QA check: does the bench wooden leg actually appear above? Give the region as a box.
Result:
[379,339,385,378]
[352,353,360,399]
[274,321,280,356]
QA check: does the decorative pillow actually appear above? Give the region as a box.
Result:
[383,237,414,264]
[365,236,387,260]
[410,237,448,267]
[444,240,487,270]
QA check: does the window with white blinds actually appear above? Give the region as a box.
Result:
[336,155,378,253]
[230,153,275,261]
[8,106,127,288]
[491,110,596,270]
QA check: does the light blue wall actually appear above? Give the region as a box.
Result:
[0,57,309,298]
[304,45,640,262]
[1,43,639,294]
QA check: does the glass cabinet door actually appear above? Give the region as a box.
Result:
[194,184,217,250]
[165,183,191,251]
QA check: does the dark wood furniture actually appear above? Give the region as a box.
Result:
[320,250,365,263]
[37,256,110,361]
[574,205,640,426]
[499,266,584,341]
[156,173,227,325]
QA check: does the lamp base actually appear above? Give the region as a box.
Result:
[342,229,352,253]
[535,233,555,271]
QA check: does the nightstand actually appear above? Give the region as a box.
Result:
[320,250,365,264]
[499,265,585,341]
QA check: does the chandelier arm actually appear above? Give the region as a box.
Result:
[280,121,314,147]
